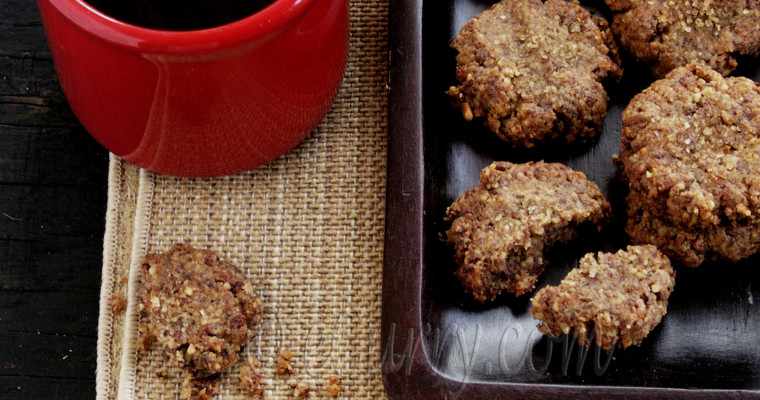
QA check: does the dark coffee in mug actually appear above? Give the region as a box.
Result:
[85,0,276,31]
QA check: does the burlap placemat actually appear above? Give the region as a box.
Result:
[95,1,389,398]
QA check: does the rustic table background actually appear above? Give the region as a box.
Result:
[1,1,109,398]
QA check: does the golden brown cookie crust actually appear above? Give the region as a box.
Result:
[607,0,760,77]
[447,0,622,147]
[618,62,760,266]
[445,161,611,302]
[531,245,675,351]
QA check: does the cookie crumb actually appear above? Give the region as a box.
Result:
[324,376,342,397]
[277,348,296,376]
[110,294,126,314]
[179,375,220,400]
[239,358,264,398]
[136,323,154,351]
[291,380,311,398]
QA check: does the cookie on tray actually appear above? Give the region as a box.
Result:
[447,0,622,147]
[445,161,611,302]
[606,0,760,77]
[531,245,675,351]
[138,244,264,381]
[617,62,760,266]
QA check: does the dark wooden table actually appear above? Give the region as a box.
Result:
[1,1,109,398]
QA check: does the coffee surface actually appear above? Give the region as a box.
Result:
[86,0,276,31]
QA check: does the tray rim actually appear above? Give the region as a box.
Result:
[380,0,760,398]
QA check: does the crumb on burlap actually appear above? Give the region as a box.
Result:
[110,294,126,314]
[180,375,221,400]
[136,323,154,351]
[290,380,311,398]
[239,357,264,398]
[324,376,342,397]
[277,348,296,376]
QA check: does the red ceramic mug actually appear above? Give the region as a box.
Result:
[38,0,349,177]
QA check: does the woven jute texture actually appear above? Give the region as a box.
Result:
[96,0,389,398]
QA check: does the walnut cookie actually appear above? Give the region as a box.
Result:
[606,0,760,77]
[617,62,760,266]
[447,0,622,147]
[531,245,675,351]
[445,161,611,302]
[137,244,264,398]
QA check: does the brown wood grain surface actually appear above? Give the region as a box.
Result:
[0,2,109,398]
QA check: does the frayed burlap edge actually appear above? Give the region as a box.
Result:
[115,168,154,400]
[96,156,153,400]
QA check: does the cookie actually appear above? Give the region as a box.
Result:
[607,0,760,77]
[624,189,760,267]
[445,161,611,302]
[447,0,622,147]
[531,245,675,351]
[138,244,264,378]
[618,62,760,266]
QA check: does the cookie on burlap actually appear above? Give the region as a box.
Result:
[445,161,611,302]
[447,0,622,147]
[618,62,760,266]
[138,244,264,397]
[531,245,675,351]
[606,0,760,77]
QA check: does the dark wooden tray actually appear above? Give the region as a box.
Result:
[382,0,760,398]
